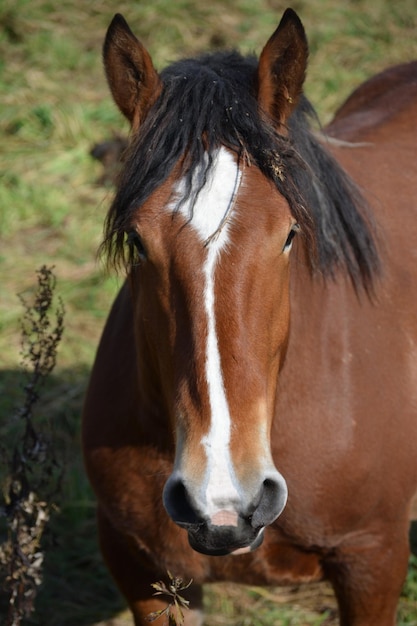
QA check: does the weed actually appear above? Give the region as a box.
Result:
[0,267,64,625]
[147,572,193,625]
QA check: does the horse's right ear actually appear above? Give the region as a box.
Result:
[103,14,161,130]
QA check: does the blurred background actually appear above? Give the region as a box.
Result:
[0,1,416,624]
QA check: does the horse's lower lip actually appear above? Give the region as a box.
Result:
[187,527,264,556]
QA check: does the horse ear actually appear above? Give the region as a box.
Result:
[257,8,308,132]
[103,14,162,129]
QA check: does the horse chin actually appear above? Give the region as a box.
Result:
[187,526,265,557]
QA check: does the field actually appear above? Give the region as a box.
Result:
[1,0,417,624]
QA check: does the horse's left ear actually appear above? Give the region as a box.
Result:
[103,14,162,130]
[257,8,308,132]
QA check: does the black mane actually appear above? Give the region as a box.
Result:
[103,50,379,291]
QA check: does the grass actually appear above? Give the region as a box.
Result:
[0,0,417,624]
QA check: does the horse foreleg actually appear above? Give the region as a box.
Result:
[97,507,204,626]
[324,523,410,626]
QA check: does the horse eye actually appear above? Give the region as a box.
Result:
[127,231,147,261]
[283,223,300,253]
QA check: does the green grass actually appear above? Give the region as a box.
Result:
[1,0,417,624]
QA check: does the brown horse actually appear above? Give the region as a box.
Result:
[82,9,417,626]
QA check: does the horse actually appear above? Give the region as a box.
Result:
[82,8,417,626]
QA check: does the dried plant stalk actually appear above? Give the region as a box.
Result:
[147,571,193,625]
[0,266,64,626]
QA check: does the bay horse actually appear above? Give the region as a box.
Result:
[82,8,417,626]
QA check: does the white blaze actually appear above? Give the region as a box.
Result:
[168,147,242,519]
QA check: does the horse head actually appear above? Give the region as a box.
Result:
[102,10,308,556]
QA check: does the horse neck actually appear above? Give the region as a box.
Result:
[285,243,356,378]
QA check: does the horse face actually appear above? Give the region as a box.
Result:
[127,147,296,555]
[103,9,308,555]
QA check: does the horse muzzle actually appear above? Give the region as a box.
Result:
[163,471,288,555]
[186,518,266,556]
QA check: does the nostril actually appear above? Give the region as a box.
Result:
[162,475,202,527]
[250,475,288,530]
